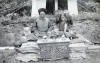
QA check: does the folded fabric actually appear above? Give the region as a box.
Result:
[15,42,40,62]
[20,42,40,53]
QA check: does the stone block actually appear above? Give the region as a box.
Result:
[69,43,87,48]
[70,52,87,59]
[70,47,87,53]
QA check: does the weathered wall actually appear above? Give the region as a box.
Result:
[68,0,78,16]
[31,0,78,17]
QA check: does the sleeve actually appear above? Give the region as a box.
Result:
[48,20,52,28]
[69,16,73,25]
[31,19,38,33]
[64,23,68,32]
[53,24,59,31]
[48,19,54,31]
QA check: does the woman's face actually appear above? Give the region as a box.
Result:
[64,10,69,14]
[39,11,45,18]
[61,15,66,21]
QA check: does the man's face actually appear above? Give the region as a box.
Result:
[40,11,45,18]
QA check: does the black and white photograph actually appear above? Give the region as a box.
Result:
[0,0,100,63]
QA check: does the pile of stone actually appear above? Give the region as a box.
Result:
[69,34,89,59]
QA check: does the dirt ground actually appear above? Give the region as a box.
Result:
[32,50,100,63]
[0,48,100,63]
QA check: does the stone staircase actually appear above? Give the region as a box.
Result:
[69,40,87,59]
[0,33,99,63]
[69,33,92,59]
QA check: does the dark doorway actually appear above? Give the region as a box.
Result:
[46,0,55,14]
[46,0,68,14]
[58,0,68,10]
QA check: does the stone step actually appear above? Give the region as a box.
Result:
[0,47,14,50]
[70,48,86,53]
[69,43,87,48]
[69,52,87,59]
[88,45,100,50]
[87,45,100,52]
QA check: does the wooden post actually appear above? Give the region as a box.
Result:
[55,0,58,10]
[68,0,78,16]
[31,0,38,17]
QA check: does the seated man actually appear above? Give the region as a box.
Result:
[32,8,53,36]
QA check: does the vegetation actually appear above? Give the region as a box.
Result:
[0,0,31,16]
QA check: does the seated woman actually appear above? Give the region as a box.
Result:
[53,12,73,38]
[55,14,68,32]
[32,8,53,37]
[64,10,73,31]
[55,10,73,32]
